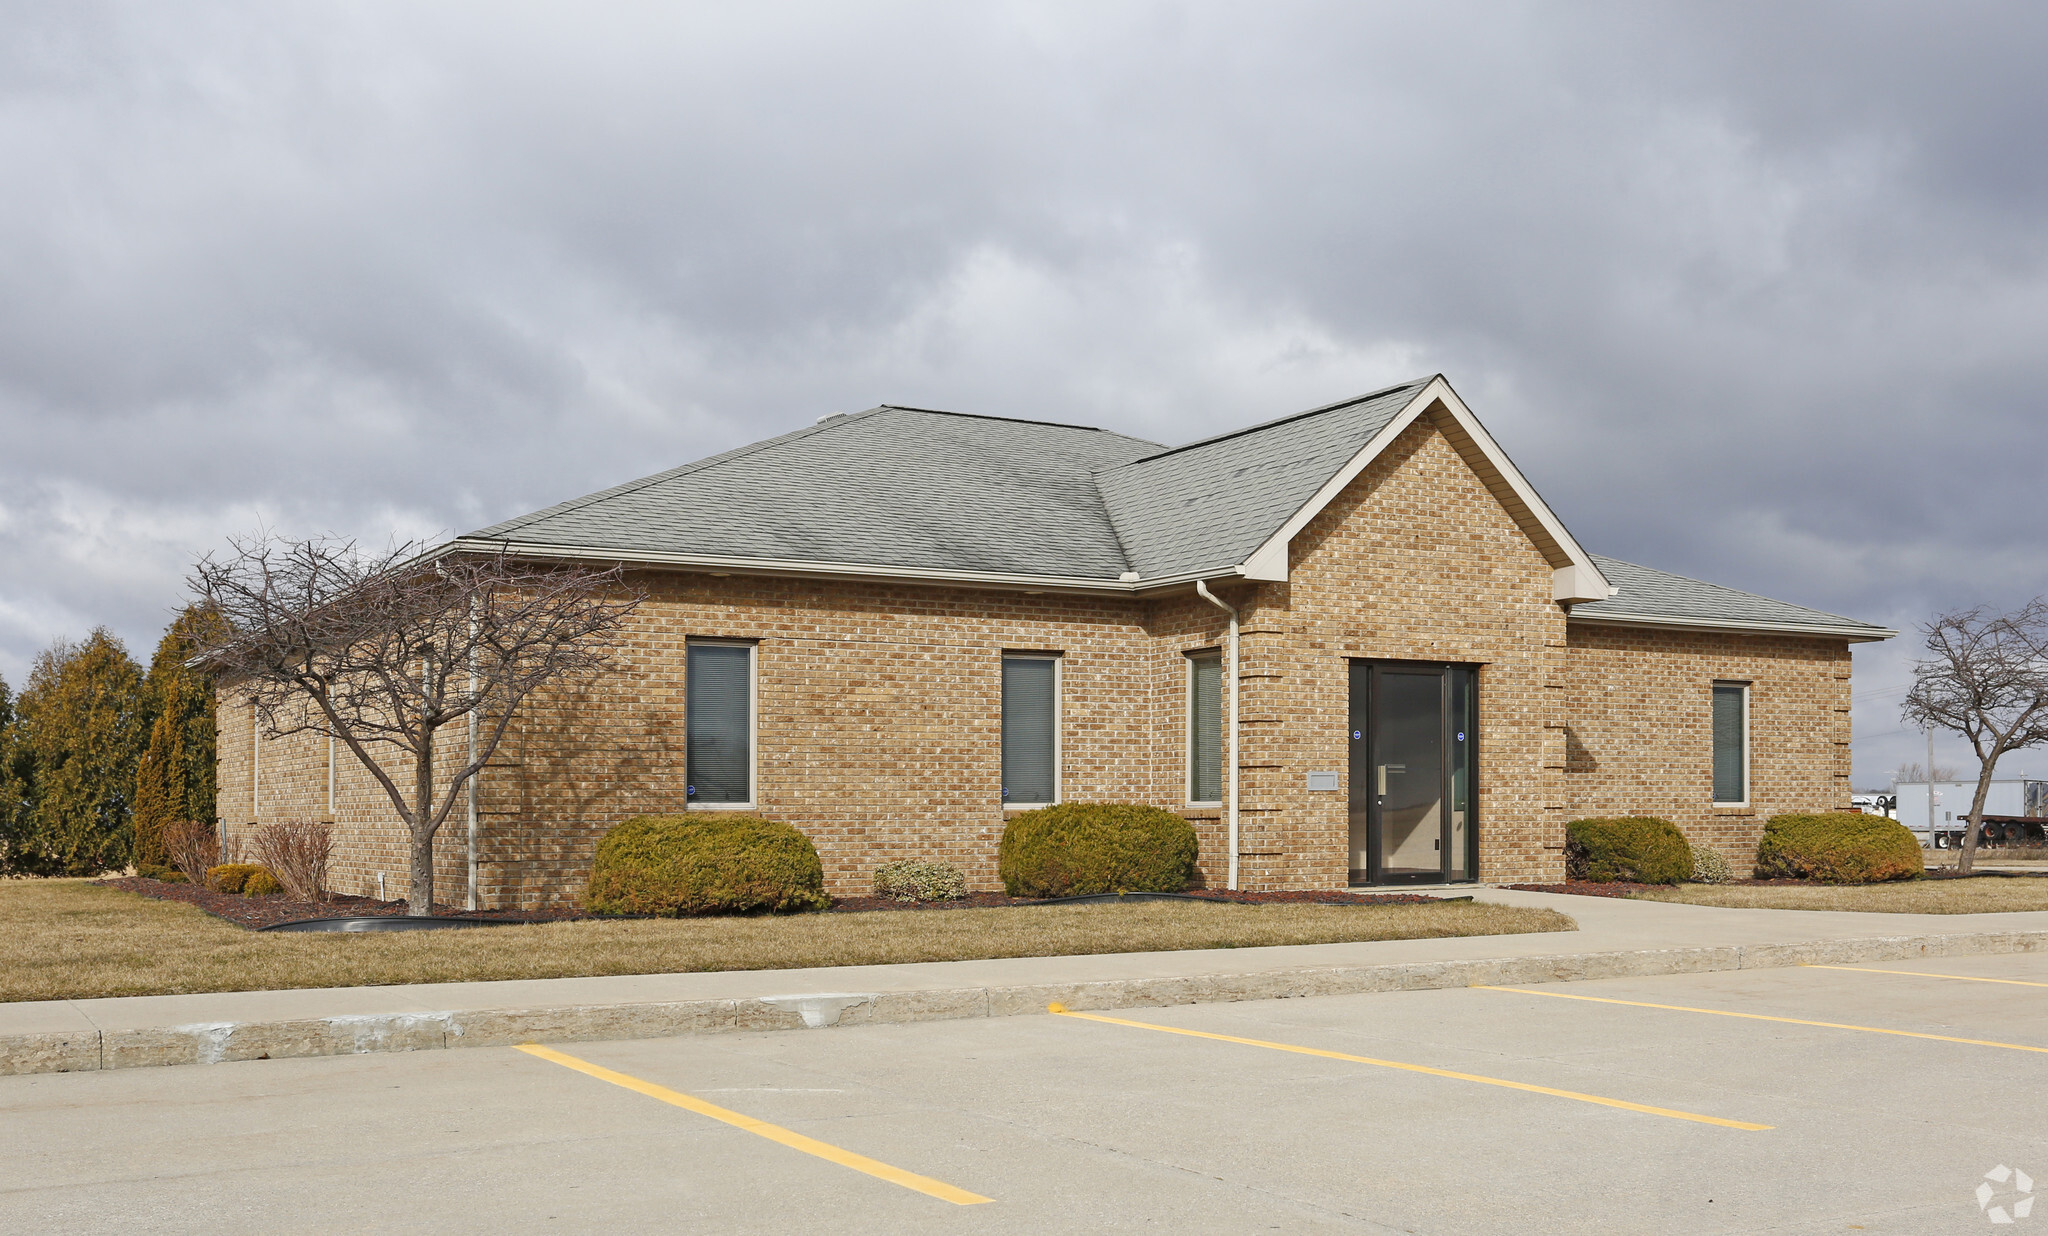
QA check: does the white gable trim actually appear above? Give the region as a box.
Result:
[1234,376,1613,603]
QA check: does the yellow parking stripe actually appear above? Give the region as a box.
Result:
[1804,964,2048,989]
[1475,986,2048,1054]
[514,1043,992,1206]
[1046,1003,1769,1131]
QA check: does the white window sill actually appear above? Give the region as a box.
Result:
[687,802,757,811]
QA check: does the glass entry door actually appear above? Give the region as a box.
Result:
[1348,661,1476,885]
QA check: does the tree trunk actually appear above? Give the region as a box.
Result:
[409,729,435,915]
[1958,765,1996,875]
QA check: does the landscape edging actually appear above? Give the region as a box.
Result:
[8,929,2047,1076]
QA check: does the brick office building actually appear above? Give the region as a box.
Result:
[217,376,1892,908]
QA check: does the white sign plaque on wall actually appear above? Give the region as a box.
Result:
[1306,771,1340,792]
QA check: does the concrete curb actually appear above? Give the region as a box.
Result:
[9,928,2048,1076]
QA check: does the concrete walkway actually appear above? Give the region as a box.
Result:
[7,889,2048,1076]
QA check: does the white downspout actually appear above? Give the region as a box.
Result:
[466,604,480,912]
[1195,579,1240,891]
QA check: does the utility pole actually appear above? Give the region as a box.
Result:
[1928,726,1940,868]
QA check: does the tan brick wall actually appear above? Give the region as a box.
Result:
[215,694,473,904]
[217,411,1857,905]
[1561,623,1853,869]
[1230,413,1572,887]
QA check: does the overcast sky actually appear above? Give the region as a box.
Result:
[4,2,2045,787]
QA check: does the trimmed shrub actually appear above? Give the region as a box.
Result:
[873,859,966,902]
[1755,813,1924,883]
[998,802,1199,898]
[584,813,828,916]
[252,819,331,902]
[1564,817,1694,884]
[242,868,283,896]
[163,819,221,886]
[1688,844,1733,885]
[207,862,267,893]
[136,862,188,883]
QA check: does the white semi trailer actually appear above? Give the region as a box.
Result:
[1893,778,2048,848]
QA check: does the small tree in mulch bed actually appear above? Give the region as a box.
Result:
[190,534,643,916]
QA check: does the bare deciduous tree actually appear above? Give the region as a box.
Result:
[1902,599,2048,873]
[1889,761,1958,788]
[192,535,643,914]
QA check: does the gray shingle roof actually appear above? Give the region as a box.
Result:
[471,407,1161,579]
[1096,381,1427,577]
[1571,556,1893,637]
[459,380,1889,639]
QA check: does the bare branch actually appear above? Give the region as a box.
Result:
[1901,598,2048,872]
[189,532,645,913]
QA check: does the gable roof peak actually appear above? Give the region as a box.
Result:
[1119,376,1438,468]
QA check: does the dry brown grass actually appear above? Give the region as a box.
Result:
[1632,878,2048,914]
[1,881,1574,1004]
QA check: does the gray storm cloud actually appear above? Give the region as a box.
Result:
[3,1,2045,784]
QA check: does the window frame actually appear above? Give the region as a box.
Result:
[685,638,759,811]
[1000,652,1062,808]
[1711,680,1751,808]
[1185,649,1224,807]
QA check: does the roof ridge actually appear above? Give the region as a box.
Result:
[1102,377,1433,472]
[876,404,1165,452]
[469,408,890,540]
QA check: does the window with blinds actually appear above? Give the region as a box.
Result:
[1188,652,1222,803]
[687,642,754,805]
[1712,682,1747,804]
[1001,655,1058,805]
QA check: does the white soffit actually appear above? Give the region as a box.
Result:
[1235,377,1613,602]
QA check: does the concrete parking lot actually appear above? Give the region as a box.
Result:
[5,954,2046,1234]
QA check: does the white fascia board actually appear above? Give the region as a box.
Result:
[1568,611,1897,643]
[1233,385,1440,581]
[440,537,1244,597]
[1234,376,1612,598]
[1553,562,1614,605]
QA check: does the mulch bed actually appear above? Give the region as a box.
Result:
[97,877,1458,931]
[1509,869,2048,898]
[96,878,579,930]
[825,888,1457,913]
[1503,879,1815,899]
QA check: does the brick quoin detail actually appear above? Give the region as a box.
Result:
[218,417,1860,907]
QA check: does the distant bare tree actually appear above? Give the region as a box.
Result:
[192,535,643,914]
[1902,600,2048,873]
[1889,761,1959,788]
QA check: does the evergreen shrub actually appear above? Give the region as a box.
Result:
[1565,817,1694,884]
[136,862,188,883]
[998,802,1199,898]
[207,862,268,894]
[584,813,828,916]
[1688,844,1733,884]
[1754,813,1924,883]
[242,868,283,896]
[873,859,966,902]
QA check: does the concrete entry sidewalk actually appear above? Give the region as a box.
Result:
[6,890,2048,1076]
